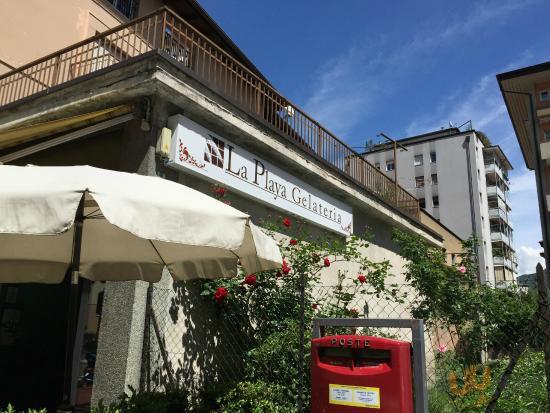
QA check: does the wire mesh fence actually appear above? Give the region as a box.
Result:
[139,270,549,412]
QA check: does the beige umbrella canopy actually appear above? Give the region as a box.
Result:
[0,165,282,406]
[0,165,282,283]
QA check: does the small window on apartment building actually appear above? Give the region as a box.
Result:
[415,176,425,188]
[386,161,395,172]
[375,162,381,170]
[414,155,423,166]
[433,196,439,208]
[431,173,438,185]
[544,130,550,141]
[419,198,426,208]
[430,151,437,163]
[540,90,550,102]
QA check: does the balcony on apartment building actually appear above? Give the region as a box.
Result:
[486,184,510,205]
[0,7,420,220]
[493,256,514,269]
[490,230,513,246]
[485,162,508,182]
[488,208,513,228]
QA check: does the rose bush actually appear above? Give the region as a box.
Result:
[199,216,398,411]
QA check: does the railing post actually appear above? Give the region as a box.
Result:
[51,55,61,87]
[160,10,168,51]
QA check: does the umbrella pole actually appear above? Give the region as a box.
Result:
[60,197,85,410]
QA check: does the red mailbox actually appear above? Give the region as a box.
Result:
[311,335,413,412]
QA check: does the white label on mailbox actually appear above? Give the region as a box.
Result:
[329,384,380,409]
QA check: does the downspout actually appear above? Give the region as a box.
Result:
[464,135,481,282]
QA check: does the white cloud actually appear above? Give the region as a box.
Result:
[302,0,539,138]
[517,245,544,275]
[405,74,507,137]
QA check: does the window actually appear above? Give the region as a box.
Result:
[375,162,381,170]
[419,198,426,208]
[386,161,395,172]
[414,155,423,166]
[432,196,439,208]
[544,130,550,141]
[415,176,425,188]
[540,90,550,102]
[430,151,437,163]
[431,173,438,185]
[204,136,225,168]
[105,0,139,19]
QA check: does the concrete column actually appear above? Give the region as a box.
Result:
[92,99,169,406]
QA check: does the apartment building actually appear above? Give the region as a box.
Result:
[365,128,517,285]
[498,62,550,274]
[0,0,465,409]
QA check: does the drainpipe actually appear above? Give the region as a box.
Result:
[502,90,550,278]
[464,135,482,282]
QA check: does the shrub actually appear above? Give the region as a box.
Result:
[216,381,295,413]
[429,350,548,413]
[93,387,189,413]
[0,405,46,413]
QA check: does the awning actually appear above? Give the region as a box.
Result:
[0,105,133,151]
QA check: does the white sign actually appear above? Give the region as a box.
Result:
[166,115,353,235]
[329,384,380,409]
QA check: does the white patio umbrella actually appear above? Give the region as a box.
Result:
[0,165,282,405]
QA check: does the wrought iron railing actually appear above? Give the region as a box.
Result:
[0,8,419,220]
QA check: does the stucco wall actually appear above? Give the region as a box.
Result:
[0,0,126,74]
[420,211,463,266]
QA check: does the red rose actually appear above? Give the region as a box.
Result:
[323,257,331,267]
[282,217,291,228]
[282,260,291,275]
[214,287,228,303]
[357,274,367,284]
[214,187,226,197]
[223,200,231,206]
[349,308,359,318]
[311,303,318,310]
[244,274,257,285]
[289,239,298,246]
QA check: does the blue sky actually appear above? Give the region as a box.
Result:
[199,0,548,274]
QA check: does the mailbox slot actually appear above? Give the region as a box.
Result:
[319,347,392,368]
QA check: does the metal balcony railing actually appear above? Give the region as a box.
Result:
[0,8,419,220]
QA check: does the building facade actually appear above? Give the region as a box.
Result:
[498,62,550,274]
[0,0,463,409]
[364,128,517,285]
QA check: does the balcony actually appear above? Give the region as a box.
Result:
[485,162,504,179]
[493,256,513,269]
[486,185,509,204]
[491,231,512,246]
[488,208,513,228]
[0,8,419,220]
